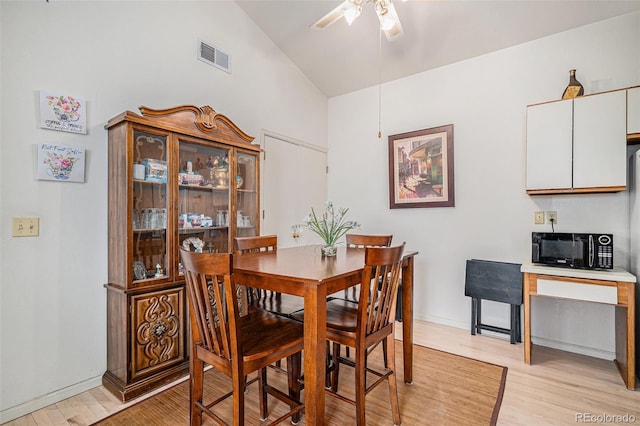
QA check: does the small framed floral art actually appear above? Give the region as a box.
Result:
[37,143,86,183]
[39,91,87,134]
[388,124,455,209]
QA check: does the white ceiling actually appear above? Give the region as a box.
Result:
[236,0,640,98]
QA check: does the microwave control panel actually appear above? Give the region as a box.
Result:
[596,235,613,268]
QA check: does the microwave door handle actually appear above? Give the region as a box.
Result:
[588,235,594,268]
[532,243,540,263]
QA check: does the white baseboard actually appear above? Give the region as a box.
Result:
[418,313,469,331]
[417,313,615,360]
[0,375,103,424]
[531,336,615,360]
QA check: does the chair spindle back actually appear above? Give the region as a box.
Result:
[359,243,405,335]
[180,248,240,364]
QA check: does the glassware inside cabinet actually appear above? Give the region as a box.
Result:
[236,151,258,238]
[178,141,230,258]
[132,129,169,282]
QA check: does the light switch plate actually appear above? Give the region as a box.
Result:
[12,217,39,237]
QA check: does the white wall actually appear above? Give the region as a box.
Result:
[328,12,640,358]
[0,1,326,421]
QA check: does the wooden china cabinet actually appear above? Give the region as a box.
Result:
[103,105,260,401]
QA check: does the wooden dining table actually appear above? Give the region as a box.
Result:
[233,244,418,426]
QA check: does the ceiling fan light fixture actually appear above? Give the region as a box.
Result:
[377,12,396,31]
[379,3,403,39]
[312,0,403,40]
[344,3,361,26]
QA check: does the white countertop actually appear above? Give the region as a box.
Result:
[521,263,637,283]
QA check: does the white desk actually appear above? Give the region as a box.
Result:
[521,263,636,390]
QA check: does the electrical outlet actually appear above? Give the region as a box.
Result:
[534,211,544,224]
[12,217,39,237]
[547,211,557,224]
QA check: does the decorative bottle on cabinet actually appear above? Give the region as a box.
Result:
[562,69,584,99]
[103,105,260,401]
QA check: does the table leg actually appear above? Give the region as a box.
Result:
[401,256,414,384]
[509,304,518,344]
[303,285,327,425]
[471,298,477,335]
[476,299,482,334]
[626,283,635,389]
[523,273,532,364]
[615,281,636,390]
[626,283,638,390]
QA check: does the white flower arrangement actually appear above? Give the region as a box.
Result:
[299,200,360,247]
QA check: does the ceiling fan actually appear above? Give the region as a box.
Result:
[311,0,404,41]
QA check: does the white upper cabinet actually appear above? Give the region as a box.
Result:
[628,87,640,135]
[573,90,627,189]
[526,89,628,195]
[526,100,573,191]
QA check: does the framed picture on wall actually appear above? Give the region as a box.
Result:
[388,124,454,209]
[37,143,86,183]
[39,91,87,134]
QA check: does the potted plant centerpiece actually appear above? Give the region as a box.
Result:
[301,201,360,256]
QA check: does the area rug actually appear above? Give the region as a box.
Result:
[93,342,507,425]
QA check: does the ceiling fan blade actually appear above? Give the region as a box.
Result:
[311,0,351,30]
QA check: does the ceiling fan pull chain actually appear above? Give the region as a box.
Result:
[378,25,382,139]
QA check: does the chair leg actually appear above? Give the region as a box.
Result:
[225,365,246,426]
[190,355,204,426]
[382,342,388,368]
[325,341,332,389]
[287,353,303,424]
[331,342,341,392]
[259,368,268,421]
[385,336,401,425]
[354,345,367,426]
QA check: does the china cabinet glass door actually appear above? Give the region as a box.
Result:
[132,128,169,283]
[236,150,258,238]
[177,138,231,270]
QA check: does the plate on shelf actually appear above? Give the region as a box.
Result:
[133,261,147,280]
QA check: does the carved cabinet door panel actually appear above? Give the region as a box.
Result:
[130,287,186,380]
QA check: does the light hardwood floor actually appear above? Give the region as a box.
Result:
[5,320,640,425]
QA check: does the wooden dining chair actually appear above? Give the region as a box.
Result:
[339,233,393,302]
[324,243,405,426]
[325,233,394,365]
[345,233,394,248]
[180,248,304,426]
[234,235,305,318]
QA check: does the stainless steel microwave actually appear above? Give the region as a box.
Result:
[532,232,613,270]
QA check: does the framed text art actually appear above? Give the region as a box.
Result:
[388,124,454,209]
